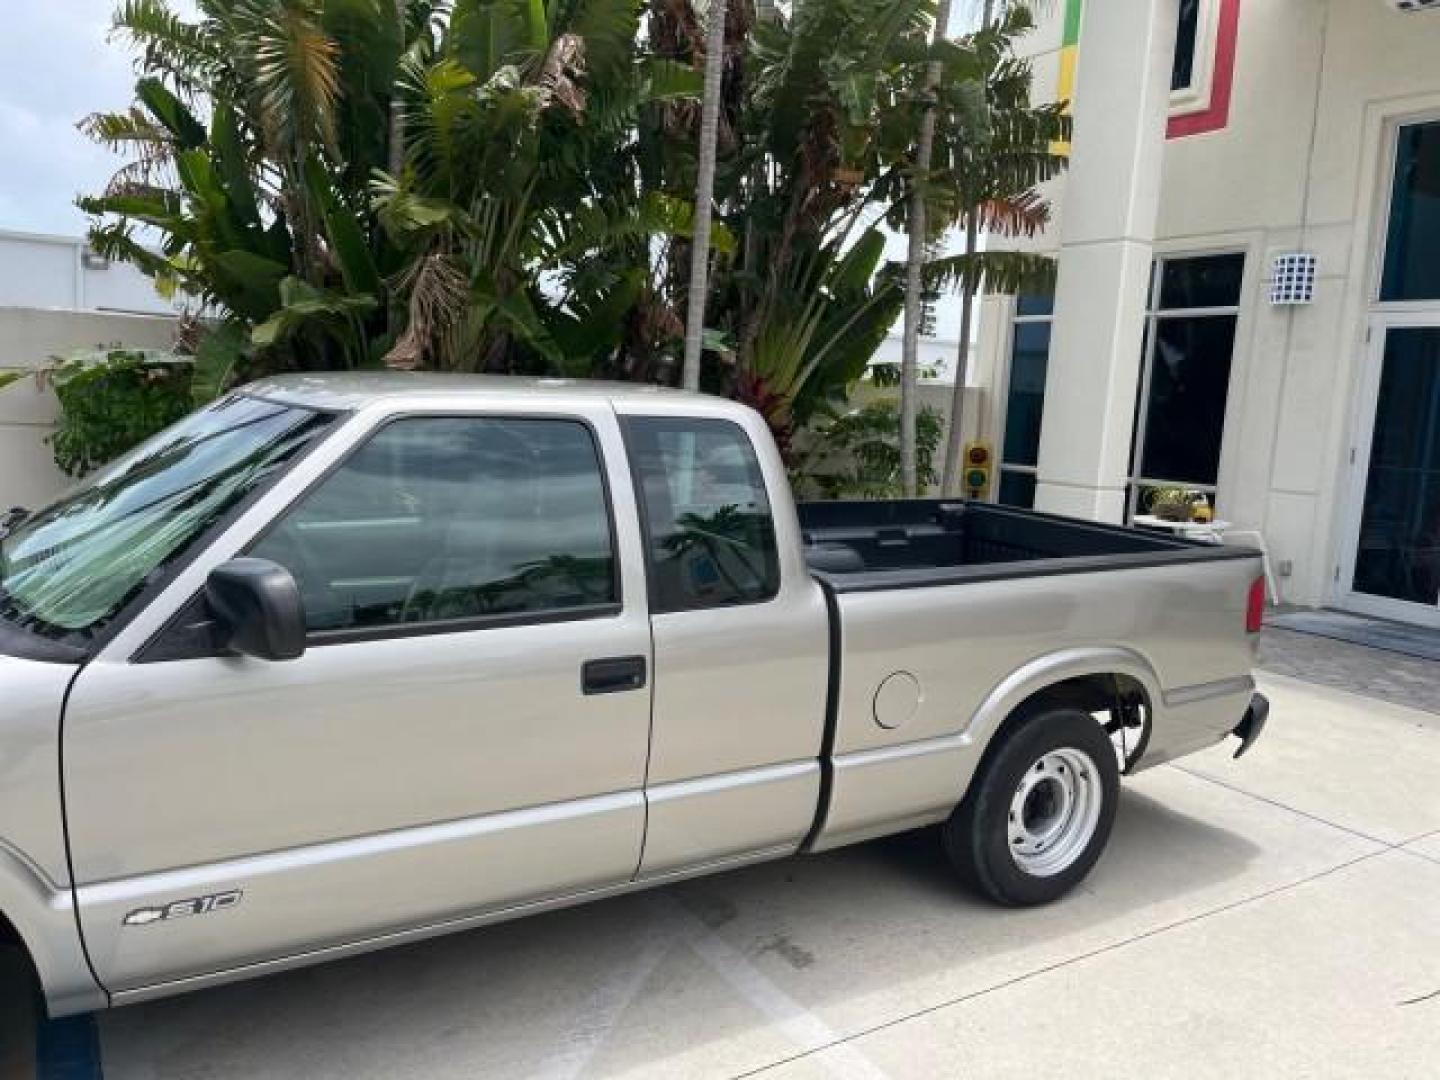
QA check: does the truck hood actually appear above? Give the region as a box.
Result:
[0,617,87,666]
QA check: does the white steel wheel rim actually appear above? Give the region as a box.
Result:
[1007,747,1103,877]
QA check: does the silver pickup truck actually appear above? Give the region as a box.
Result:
[0,374,1269,1017]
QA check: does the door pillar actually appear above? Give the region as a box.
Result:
[1034,0,1179,522]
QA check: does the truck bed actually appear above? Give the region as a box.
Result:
[797,500,1255,591]
[798,498,1264,853]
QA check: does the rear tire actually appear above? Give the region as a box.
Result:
[943,709,1120,906]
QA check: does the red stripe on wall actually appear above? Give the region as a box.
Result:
[1168,0,1240,139]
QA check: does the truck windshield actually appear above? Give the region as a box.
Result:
[0,394,334,642]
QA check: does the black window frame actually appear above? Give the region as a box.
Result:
[996,292,1055,509]
[1380,119,1440,305]
[621,415,782,615]
[1126,252,1246,520]
[1172,0,1203,94]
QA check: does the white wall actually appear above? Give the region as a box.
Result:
[0,231,179,316]
[1158,1,1440,608]
[974,0,1440,611]
[0,307,177,509]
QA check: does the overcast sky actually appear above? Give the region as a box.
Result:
[0,1,194,237]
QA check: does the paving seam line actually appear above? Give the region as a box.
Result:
[1402,844,1440,868]
[729,847,1392,1080]
[1168,764,1397,849]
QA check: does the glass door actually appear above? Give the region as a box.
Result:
[1339,118,1440,627]
[1341,318,1440,627]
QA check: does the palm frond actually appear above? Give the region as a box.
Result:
[384,250,470,369]
[973,190,1048,237]
[247,0,344,158]
[111,0,221,91]
[922,249,1055,295]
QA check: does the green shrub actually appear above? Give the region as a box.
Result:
[795,399,944,500]
[48,350,194,477]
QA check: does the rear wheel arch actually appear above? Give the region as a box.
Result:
[0,907,41,1002]
[965,651,1161,780]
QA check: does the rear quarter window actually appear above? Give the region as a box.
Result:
[623,417,780,613]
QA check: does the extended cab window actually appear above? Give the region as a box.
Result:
[623,417,780,613]
[250,417,617,636]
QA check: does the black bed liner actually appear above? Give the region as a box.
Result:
[797,500,1257,594]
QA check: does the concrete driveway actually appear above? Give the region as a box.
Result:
[29,670,1440,1078]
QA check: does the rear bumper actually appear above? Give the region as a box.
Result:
[1231,692,1269,759]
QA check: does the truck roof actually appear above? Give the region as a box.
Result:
[240,372,714,412]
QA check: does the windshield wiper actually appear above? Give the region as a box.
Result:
[0,506,27,539]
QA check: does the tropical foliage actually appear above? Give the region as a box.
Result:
[931,3,1071,490]
[81,0,707,394]
[78,0,1065,483]
[657,0,978,455]
[46,350,196,477]
[795,398,944,501]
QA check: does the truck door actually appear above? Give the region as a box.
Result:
[621,412,830,876]
[63,407,653,993]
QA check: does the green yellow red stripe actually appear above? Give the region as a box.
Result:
[1062,0,1083,48]
[1054,0,1082,155]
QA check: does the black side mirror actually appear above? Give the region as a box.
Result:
[205,558,307,662]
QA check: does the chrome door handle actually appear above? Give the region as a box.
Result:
[581,656,647,695]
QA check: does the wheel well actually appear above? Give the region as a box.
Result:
[985,673,1152,774]
[0,910,23,951]
[0,909,39,992]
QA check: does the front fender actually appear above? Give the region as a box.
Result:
[0,843,105,1016]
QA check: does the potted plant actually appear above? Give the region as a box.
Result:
[1147,486,1206,523]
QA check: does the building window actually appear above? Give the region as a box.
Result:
[1167,0,1238,140]
[1172,0,1202,92]
[1127,253,1245,519]
[997,292,1054,509]
[1380,120,1440,303]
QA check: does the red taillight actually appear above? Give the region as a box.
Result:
[1245,576,1266,634]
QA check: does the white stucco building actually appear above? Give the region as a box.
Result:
[967,0,1440,628]
[0,231,177,508]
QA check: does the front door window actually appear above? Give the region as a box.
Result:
[251,417,618,636]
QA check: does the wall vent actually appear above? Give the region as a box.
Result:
[1270,253,1317,306]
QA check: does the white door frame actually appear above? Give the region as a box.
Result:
[1335,312,1440,629]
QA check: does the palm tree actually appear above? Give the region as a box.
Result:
[374,0,713,376]
[681,0,729,391]
[900,0,955,497]
[80,0,419,395]
[935,2,1070,493]
[81,0,703,392]
[703,0,943,456]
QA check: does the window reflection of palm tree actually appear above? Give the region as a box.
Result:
[405,555,614,622]
[663,505,769,600]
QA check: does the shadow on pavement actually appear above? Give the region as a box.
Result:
[94,784,1263,1079]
